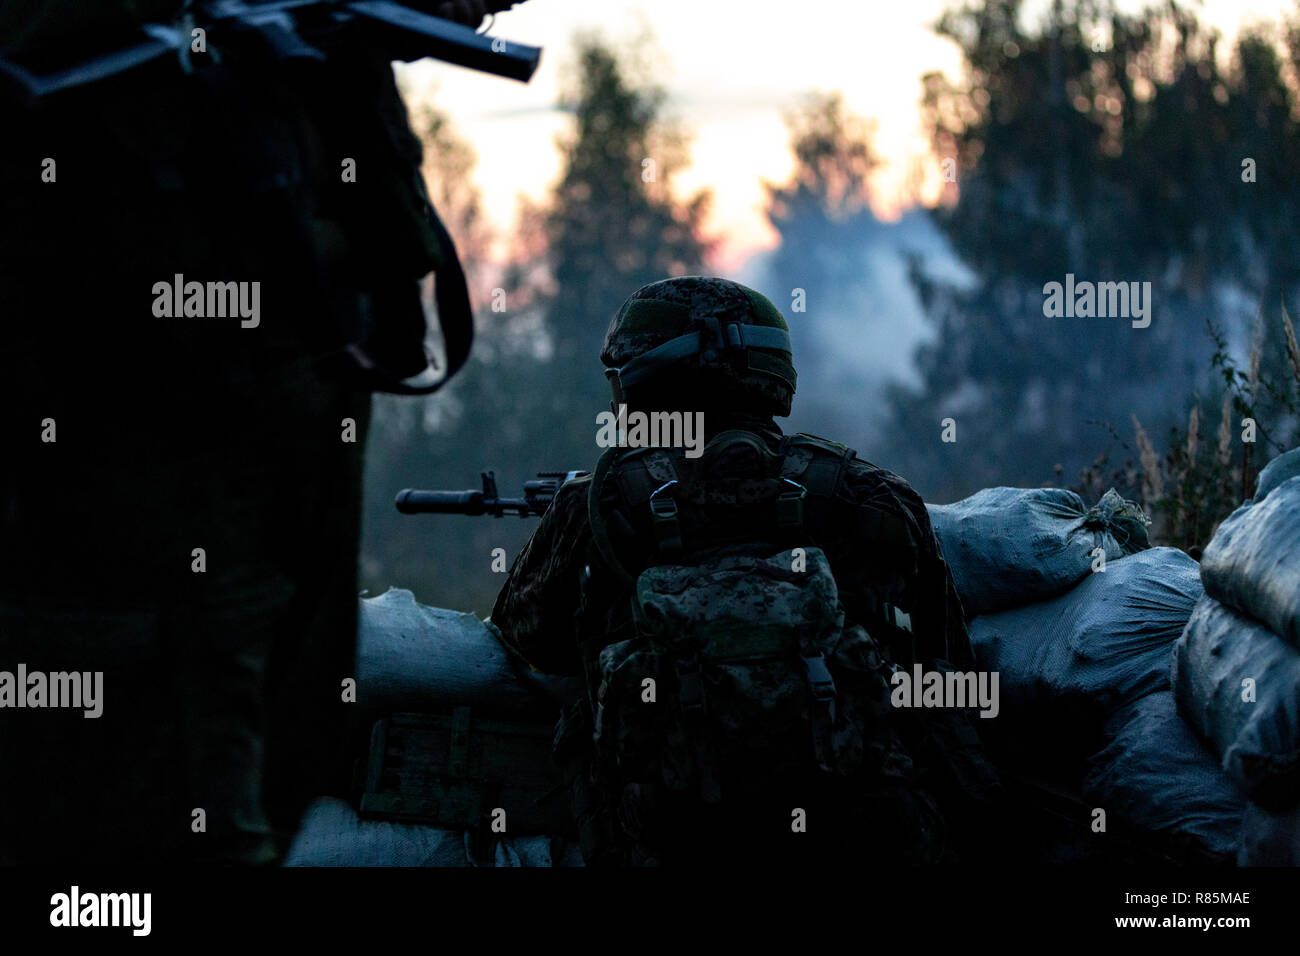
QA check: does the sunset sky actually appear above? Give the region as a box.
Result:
[397,0,1293,271]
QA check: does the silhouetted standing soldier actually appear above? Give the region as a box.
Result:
[0,0,515,864]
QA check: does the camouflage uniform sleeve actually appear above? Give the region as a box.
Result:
[836,460,975,671]
[489,478,592,677]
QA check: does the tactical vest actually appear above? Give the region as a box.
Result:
[581,430,922,672]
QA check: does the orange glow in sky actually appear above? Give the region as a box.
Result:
[398,0,1293,273]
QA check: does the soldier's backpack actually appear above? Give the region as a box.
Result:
[564,430,946,865]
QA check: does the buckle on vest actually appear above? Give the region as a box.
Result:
[801,652,837,773]
[801,653,836,701]
[886,604,913,633]
[648,480,683,555]
[777,478,806,528]
[675,656,706,715]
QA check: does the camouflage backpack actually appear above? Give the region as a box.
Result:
[563,430,944,864]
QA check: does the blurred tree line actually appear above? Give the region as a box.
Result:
[883,0,1300,534]
[365,0,1300,613]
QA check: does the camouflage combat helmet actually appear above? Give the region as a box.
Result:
[600,276,797,416]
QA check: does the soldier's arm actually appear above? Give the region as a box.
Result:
[0,1,182,52]
[489,478,591,677]
[836,459,975,671]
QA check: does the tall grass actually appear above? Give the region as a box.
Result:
[1071,305,1300,555]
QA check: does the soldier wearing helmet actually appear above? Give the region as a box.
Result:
[492,276,998,866]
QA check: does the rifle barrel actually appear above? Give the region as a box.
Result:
[394,488,486,515]
[346,1,540,82]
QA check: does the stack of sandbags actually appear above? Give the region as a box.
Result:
[927,487,1149,616]
[934,486,1248,862]
[1172,466,1300,867]
[1197,473,1300,650]
[973,547,1248,863]
[1083,691,1246,865]
[289,589,582,867]
[1172,597,1300,807]
[968,547,1201,761]
[1168,453,1300,864]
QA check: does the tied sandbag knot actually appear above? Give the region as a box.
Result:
[1080,488,1150,553]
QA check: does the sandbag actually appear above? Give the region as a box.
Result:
[1083,691,1245,865]
[1172,595,1300,807]
[283,797,584,867]
[1254,447,1300,503]
[355,588,557,723]
[970,548,1201,728]
[1237,801,1300,866]
[927,487,1149,617]
[1200,476,1300,649]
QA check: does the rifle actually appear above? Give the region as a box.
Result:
[396,470,587,518]
[0,0,539,104]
